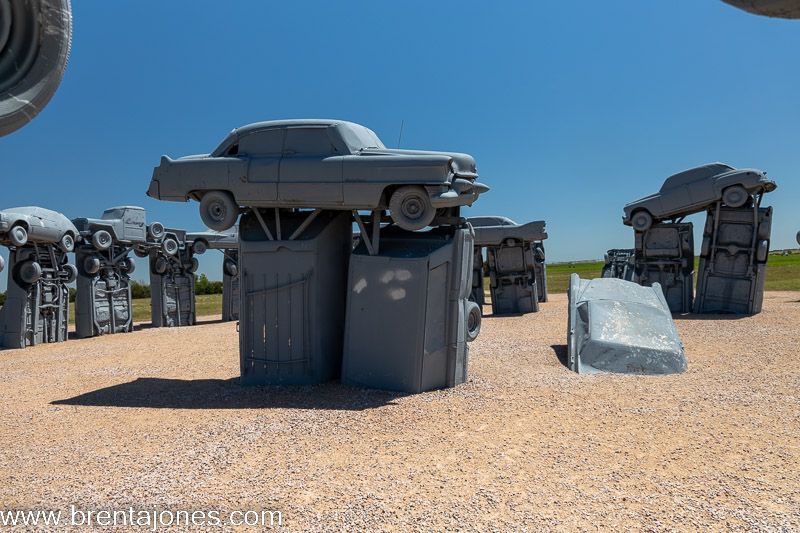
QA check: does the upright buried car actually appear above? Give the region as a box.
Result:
[147,119,488,232]
[623,163,777,232]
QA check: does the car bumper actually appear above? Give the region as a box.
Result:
[430,180,490,208]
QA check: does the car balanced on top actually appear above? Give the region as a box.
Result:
[146,119,488,232]
[622,163,777,232]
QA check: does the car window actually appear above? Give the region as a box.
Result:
[239,129,284,156]
[283,127,337,156]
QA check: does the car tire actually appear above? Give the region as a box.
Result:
[0,255,4,273]
[83,256,101,275]
[722,185,749,208]
[18,260,42,284]
[192,239,208,255]
[466,301,481,342]
[161,237,179,256]
[148,221,165,240]
[92,229,113,250]
[61,263,77,283]
[388,186,436,231]
[631,210,653,232]
[60,232,75,252]
[223,259,238,277]
[0,0,72,137]
[186,257,199,273]
[153,256,169,275]
[120,257,135,274]
[133,246,149,258]
[9,224,28,247]
[199,191,239,232]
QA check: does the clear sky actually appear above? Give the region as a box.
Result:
[0,0,798,287]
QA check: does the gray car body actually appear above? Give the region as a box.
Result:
[622,163,777,225]
[72,206,150,244]
[186,228,238,253]
[567,274,687,375]
[147,119,487,210]
[0,206,79,246]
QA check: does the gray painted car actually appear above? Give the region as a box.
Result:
[72,206,168,253]
[147,119,489,232]
[186,227,238,255]
[567,274,687,375]
[623,163,777,231]
[0,206,78,252]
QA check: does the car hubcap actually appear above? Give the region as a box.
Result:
[0,0,40,94]
[402,197,423,220]
[210,203,225,221]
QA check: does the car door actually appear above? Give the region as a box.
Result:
[238,128,284,203]
[278,126,343,205]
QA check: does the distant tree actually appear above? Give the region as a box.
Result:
[194,273,223,295]
[130,280,151,299]
[68,287,77,302]
[0,291,5,306]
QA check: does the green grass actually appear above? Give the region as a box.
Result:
[542,253,800,294]
[68,293,223,325]
[482,253,800,295]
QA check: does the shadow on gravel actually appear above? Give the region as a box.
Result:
[550,344,569,369]
[52,378,406,411]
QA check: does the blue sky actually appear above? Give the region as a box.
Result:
[0,0,798,286]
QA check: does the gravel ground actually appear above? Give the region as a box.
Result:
[0,292,799,531]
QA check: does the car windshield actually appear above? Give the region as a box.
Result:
[338,123,386,151]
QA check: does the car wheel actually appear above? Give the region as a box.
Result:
[631,210,653,232]
[61,263,77,283]
[186,257,199,273]
[722,185,749,208]
[60,232,75,252]
[85,256,102,275]
[388,186,435,231]
[199,191,239,232]
[192,239,208,255]
[0,255,4,273]
[148,221,165,240]
[223,259,238,277]
[466,301,481,342]
[120,257,135,274]
[0,0,72,137]
[9,224,28,247]
[133,245,149,258]
[161,237,179,256]
[92,229,113,250]
[153,256,169,275]
[17,260,42,284]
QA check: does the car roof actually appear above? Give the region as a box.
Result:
[233,119,360,137]
[660,162,735,192]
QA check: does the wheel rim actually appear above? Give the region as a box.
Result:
[208,202,226,222]
[401,196,425,220]
[0,0,41,94]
